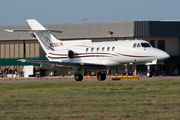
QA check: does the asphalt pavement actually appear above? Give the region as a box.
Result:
[0,76,180,83]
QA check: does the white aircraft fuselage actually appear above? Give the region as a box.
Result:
[47,40,169,66]
[5,19,170,81]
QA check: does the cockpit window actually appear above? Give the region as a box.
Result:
[137,43,141,47]
[141,43,151,47]
[133,43,136,48]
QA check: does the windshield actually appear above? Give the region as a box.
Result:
[141,43,151,47]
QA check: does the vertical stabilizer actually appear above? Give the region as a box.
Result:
[27,19,46,30]
[26,19,63,54]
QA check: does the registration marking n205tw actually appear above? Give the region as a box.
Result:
[50,43,63,47]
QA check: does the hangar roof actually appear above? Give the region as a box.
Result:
[0,21,180,40]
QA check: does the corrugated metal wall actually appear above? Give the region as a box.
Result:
[1,21,180,40]
[134,21,150,37]
[0,22,134,40]
[134,21,180,37]
[49,22,134,39]
[149,21,180,37]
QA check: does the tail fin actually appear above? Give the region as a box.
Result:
[5,19,63,54]
[26,19,63,54]
[27,19,46,30]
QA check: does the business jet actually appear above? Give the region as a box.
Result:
[5,19,170,81]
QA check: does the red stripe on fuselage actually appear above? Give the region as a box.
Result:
[49,52,152,57]
[116,53,153,57]
[49,53,67,56]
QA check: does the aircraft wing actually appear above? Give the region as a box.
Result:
[18,59,104,68]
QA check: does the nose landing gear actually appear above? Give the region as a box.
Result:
[146,65,153,77]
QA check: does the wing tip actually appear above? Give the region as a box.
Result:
[17,59,26,62]
[4,29,14,32]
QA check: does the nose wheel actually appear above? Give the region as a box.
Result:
[146,65,153,77]
[146,72,153,77]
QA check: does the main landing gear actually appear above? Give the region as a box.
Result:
[97,73,106,81]
[146,65,153,77]
[75,74,83,81]
[74,72,106,81]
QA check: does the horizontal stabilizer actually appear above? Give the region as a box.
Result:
[4,29,63,33]
[5,19,63,54]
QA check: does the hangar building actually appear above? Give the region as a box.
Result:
[0,21,179,76]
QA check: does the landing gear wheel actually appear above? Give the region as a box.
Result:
[97,73,106,81]
[75,74,83,81]
[146,72,153,77]
[146,65,152,77]
[97,74,102,81]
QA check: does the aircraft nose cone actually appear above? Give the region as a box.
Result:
[159,51,170,60]
[165,53,170,59]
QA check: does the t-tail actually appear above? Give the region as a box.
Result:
[5,19,63,54]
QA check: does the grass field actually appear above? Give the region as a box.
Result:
[0,80,180,120]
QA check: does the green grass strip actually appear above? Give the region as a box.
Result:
[0,80,180,119]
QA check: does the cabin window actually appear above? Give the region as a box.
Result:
[86,48,88,52]
[133,43,136,48]
[137,43,141,47]
[107,47,110,51]
[97,47,99,52]
[141,43,151,47]
[102,47,105,51]
[112,47,115,51]
[91,48,94,52]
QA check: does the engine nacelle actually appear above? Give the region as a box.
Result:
[68,50,74,59]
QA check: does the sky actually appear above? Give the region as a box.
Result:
[0,0,180,26]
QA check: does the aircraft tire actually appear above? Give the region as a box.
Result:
[97,74,102,81]
[146,72,153,77]
[97,74,106,81]
[75,74,83,81]
[101,74,106,81]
